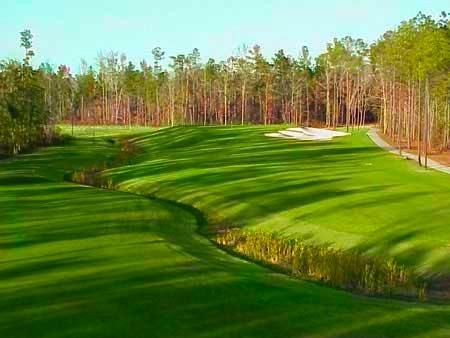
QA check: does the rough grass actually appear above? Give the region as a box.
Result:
[216,229,425,299]
[1,126,450,337]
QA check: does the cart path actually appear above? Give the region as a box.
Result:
[367,128,450,175]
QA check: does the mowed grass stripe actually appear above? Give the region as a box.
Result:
[0,127,449,337]
[103,126,450,276]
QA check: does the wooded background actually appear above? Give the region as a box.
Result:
[1,13,449,161]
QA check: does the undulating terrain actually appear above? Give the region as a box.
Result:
[105,126,450,276]
[1,126,450,338]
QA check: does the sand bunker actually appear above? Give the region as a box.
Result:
[266,127,349,141]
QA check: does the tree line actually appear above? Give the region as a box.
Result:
[0,30,53,156]
[371,13,449,166]
[55,39,373,129]
[1,12,449,160]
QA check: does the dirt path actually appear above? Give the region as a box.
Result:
[367,128,450,175]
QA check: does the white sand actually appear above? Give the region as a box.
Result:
[279,130,332,141]
[266,127,350,142]
[265,133,293,139]
[288,127,349,138]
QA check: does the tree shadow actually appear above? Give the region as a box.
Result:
[106,126,450,277]
[2,126,450,338]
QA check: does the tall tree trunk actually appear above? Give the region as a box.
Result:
[241,81,246,125]
[325,65,331,128]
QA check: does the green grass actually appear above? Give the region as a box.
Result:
[57,124,155,138]
[103,126,450,277]
[1,126,450,337]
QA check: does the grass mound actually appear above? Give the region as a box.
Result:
[102,126,450,280]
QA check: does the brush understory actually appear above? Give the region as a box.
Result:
[1,125,450,337]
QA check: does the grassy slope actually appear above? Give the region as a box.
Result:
[1,127,450,338]
[105,126,450,276]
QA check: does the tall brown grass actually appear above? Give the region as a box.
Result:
[67,138,137,189]
[216,229,426,300]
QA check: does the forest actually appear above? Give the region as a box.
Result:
[0,12,449,158]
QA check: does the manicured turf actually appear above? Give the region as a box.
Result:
[105,126,450,276]
[57,124,155,138]
[1,126,450,337]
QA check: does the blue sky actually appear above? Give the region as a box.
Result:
[1,0,448,72]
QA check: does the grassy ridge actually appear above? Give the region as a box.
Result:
[1,126,450,337]
[103,126,450,278]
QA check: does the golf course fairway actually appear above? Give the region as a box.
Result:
[1,126,450,338]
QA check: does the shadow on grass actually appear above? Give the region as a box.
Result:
[1,178,450,338]
[104,127,450,277]
[1,127,450,338]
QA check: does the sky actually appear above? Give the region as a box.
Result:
[1,0,448,72]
